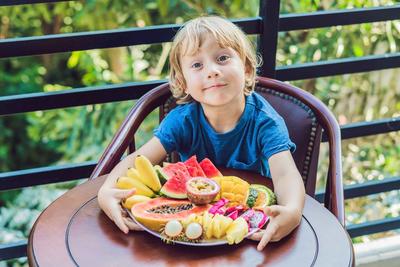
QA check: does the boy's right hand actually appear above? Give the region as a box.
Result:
[97,185,143,234]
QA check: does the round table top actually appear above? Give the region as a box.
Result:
[28,168,354,267]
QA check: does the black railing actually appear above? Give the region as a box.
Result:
[1,0,400,261]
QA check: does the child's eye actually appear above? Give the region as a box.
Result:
[217,55,230,63]
[191,62,202,69]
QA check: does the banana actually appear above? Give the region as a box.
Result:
[126,168,141,180]
[122,195,152,210]
[116,176,155,197]
[135,155,162,192]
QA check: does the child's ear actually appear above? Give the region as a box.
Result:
[245,63,252,77]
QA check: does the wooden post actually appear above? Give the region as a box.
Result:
[258,0,281,78]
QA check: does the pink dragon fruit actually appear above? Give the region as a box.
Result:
[226,210,239,220]
[240,209,268,229]
[208,198,229,215]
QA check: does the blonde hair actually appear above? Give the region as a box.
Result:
[169,16,261,103]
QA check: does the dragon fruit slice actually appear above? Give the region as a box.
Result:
[226,210,239,220]
[208,198,228,215]
[224,205,245,215]
[248,210,269,229]
[240,209,268,229]
[240,209,255,225]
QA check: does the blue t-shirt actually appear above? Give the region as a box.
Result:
[154,92,296,177]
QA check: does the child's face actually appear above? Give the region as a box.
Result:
[180,35,248,108]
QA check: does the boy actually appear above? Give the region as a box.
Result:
[98,16,305,251]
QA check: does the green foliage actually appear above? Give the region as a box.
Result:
[0,0,399,265]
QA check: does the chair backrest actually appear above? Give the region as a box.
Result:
[90,77,344,225]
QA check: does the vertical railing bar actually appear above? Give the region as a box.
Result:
[258,0,281,78]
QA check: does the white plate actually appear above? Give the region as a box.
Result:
[127,209,268,246]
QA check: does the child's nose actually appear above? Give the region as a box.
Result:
[207,65,221,79]
[207,72,219,79]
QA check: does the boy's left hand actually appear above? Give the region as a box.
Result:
[247,205,302,251]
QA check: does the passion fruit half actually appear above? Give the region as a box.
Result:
[186,177,220,205]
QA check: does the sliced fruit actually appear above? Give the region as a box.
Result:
[135,155,162,192]
[116,177,155,197]
[181,213,197,228]
[226,217,249,245]
[246,188,259,208]
[160,162,191,199]
[184,155,207,177]
[131,198,209,231]
[122,195,152,209]
[249,184,277,208]
[185,222,203,240]
[205,216,214,239]
[248,210,268,229]
[199,158,222,178]
[165,220,183,237]
[213,176,250,207]
[208,198,229,215]
[154,165,169,185]
[212,214,223,239]
[219,215,234,236]
[162,162,171,168]
[202,212,213,238]
[186,177,220,205]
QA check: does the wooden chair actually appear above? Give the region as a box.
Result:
[90,77,345,226]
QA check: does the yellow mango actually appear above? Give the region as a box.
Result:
[232,184,248,194]
[212,176,250,206]
[221,180,235,192]
[221,192,235,200]
[234,194,245,202]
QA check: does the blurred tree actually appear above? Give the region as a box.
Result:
[0,1,399,265]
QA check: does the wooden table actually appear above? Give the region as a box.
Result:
[28,169,354,267]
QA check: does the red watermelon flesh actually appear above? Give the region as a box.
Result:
[199,158,222,178]
[184,155,206,177]
[160,162,191,199]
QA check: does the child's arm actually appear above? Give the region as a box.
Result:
[249,150,305,251]
[97,137,167,234]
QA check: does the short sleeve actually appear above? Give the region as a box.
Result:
[258,116,296,160]
[153,106,188,153]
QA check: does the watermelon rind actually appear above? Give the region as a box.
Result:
[160,185,187,199]
[154,165,169,185]
[159,163,190,199]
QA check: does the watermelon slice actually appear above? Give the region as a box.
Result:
[184,155,206,177]
[199,158,222,178]
[160,162,191,199]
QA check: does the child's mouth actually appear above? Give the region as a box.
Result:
[204,83,227,90]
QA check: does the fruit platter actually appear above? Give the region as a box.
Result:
[116,155,277,246]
